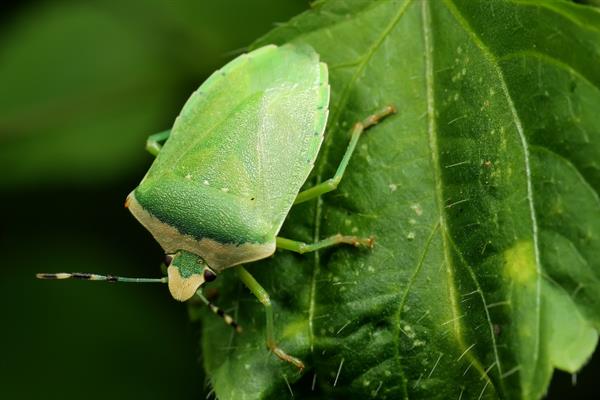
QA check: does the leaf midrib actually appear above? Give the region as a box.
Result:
[440,0,545,395]
[420,1,499,394]
[305,1,531,394]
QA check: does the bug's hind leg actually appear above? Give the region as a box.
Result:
[236,266,304,371]
[276,235,373,254]
[294,105,396,205]
[146,130,171,157]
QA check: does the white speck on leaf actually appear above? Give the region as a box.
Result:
[411,203,423,216]
[403,325,416,339]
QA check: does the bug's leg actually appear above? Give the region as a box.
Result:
[294,105,396,205]
[236,266,305,371]
[195,289,242,333]
[276,234,373,254]
[146,130,171,157]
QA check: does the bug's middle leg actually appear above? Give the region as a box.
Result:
[294,105,396,205]
[236,266,304,371]
[276,235,373,254]
[146,130,171,157]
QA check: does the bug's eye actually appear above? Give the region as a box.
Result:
[164,254,174,265]
[203,269,217,282]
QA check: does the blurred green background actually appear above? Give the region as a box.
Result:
[1,1,597,399]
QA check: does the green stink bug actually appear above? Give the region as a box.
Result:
[38,44,395,370]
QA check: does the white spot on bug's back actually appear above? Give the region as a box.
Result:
[203,180,209,185]
[407,232,415,240]
[411,203,423,216]
[388,183,397,192]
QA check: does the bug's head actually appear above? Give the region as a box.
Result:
[164,250,217,302]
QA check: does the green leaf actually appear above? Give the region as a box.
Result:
[192,1,600,399]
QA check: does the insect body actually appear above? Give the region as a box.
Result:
[38,44,395,370]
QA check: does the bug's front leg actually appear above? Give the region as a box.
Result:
[146,130,171,157]
[294,105,396,205]
[236,266,304,371]
[194,290,242,333]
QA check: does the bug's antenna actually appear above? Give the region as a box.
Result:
[196,290,242,333]
[37,272,241,332]
[36,272,167,284]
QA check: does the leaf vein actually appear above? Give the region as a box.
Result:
[529,144,600,206]
[444,0,544,387]
[498,49,600,93]
[507,0,600,33]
